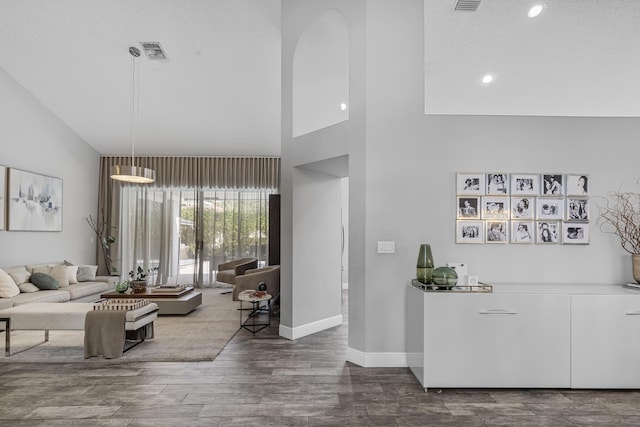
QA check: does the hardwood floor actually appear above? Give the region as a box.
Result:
[2,296,640,426]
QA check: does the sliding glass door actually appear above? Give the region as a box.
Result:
[121,187,273,287]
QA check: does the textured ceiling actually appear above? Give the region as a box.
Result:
[1,1,638,157]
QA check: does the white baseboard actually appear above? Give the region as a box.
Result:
[346,346,408,367]
[279,314,343,340]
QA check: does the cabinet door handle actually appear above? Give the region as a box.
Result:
[625,311,640,315]
[479,309,518,315]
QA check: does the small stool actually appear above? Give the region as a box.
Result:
[238,290,272,335]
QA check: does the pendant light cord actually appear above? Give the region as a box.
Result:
[130,47,141,168]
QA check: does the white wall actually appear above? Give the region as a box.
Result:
[0,67,100,267]
[283,0,640,365]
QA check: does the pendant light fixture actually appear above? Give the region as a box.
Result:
[111,46,155,184]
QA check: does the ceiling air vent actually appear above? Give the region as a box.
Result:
[139,42,169,61]
[454,0,481,12]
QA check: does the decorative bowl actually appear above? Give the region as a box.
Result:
[114,281,129,293]
[432,267,458,289]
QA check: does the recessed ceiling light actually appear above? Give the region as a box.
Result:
[340,103,348,111]
[528,3,545,18]
[481,74,494,84]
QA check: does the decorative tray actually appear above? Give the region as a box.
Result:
[411,279,493,293]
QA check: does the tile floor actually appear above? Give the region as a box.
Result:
[1,297,640,426]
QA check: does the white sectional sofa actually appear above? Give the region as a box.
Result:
[0,261,117,310]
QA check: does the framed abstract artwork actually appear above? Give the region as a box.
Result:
[0,165,5,230]
[7,168,63,231]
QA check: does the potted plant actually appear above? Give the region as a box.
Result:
[597,189,640,283]
[128,266,158,293]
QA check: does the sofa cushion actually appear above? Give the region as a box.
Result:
[5,266,31,285]
[30,272,60,290]
[10,290,70,305]
[76,265,98,282]
[66,282,110,300]
[0,299,14,310]
[0,268,20,298]
[19,282,40,293]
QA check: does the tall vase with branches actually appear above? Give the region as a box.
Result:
[597,189,640,283]
[86,209,118,275]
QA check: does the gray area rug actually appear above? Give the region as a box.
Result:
[0,288,248,363]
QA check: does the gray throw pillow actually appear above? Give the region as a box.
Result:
[30,272,60,290]
[76,265,98,282]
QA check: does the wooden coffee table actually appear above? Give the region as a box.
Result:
[100,286,202,315]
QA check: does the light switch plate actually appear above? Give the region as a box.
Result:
[377,241,395,253]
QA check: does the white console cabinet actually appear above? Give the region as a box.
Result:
[571,294,640,388]
[406,283,640,390]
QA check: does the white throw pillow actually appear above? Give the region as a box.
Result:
[49,264,70,287]
[5,266,31,285]
[19,282,40,293]
[67,265,79,284]
[0,268,20,298]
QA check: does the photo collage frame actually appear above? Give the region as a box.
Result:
[456,172,589,245]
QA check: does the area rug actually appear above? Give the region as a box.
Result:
[0,288,249,363]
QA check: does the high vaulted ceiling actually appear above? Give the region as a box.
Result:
[0,0,281,156]
[1,1,639,157]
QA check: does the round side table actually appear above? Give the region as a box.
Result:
[238,290,272,334]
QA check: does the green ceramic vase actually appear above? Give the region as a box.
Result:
[432,266,458,289]
[416,244,434,284]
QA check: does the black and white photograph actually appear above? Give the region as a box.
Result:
[481,197,509,219]
[511,221,534,244]
[511,196,535,219]
[456,220,484,244]
[562,222,589,244]
[457,196,480,219]
[566,174,589,196]
[542,174,564,196]
[486,173,509,195]
[0,165,5,230]
[457,173,485,195]
[537,197,563,220]
[486,220,508,243]
[7,168,63,231]
[567,197,589,221]
[510,173,539,195]
[536,221,560,244]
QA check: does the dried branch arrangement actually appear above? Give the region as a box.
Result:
[86,209,117,274]
[597,190,640,254]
